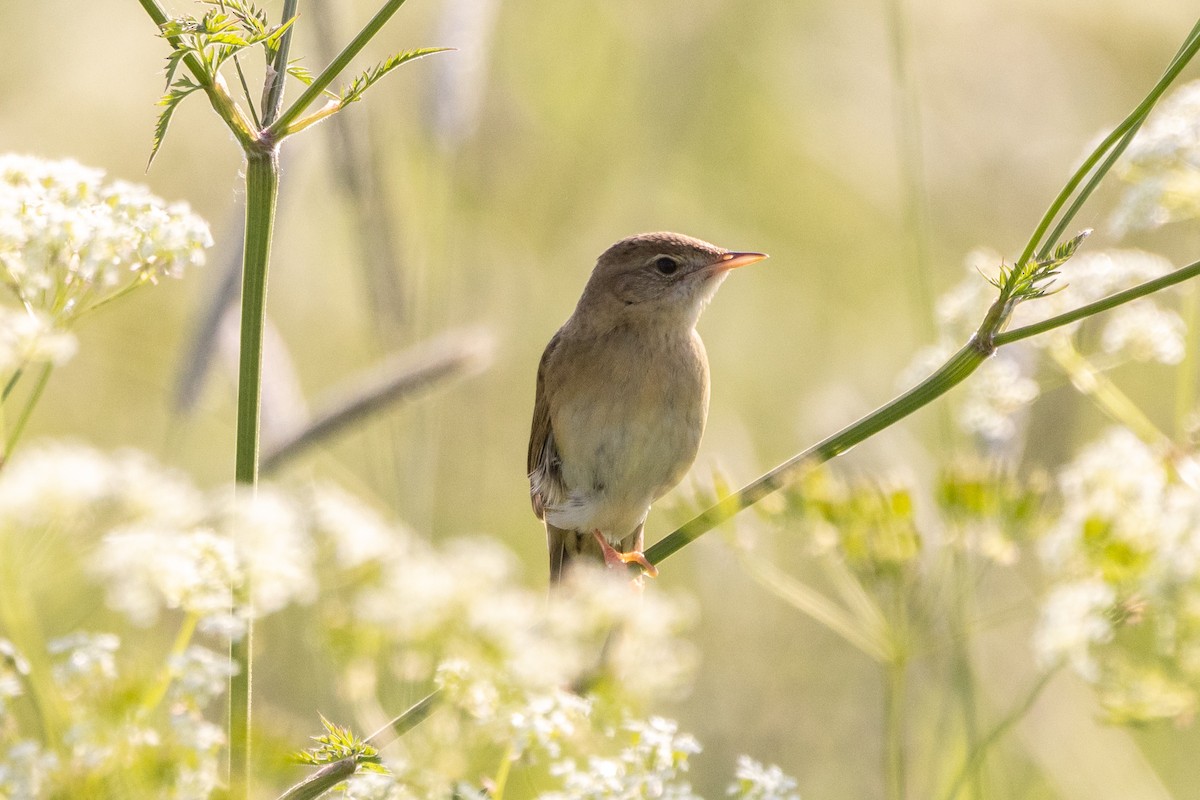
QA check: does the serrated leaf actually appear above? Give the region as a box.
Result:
[287,62,314,85]
[339,47,453,105]
[259,15,297,58]
[201,0,269,35]
[148,78,202,170]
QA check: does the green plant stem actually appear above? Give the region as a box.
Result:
[276,692,442,800]
[1176,282,1200,436]
[883,0,935,341]
[884,588,909,800]
[738,551,890,661]
[141,612,200,714]
[995,257,1200,346]
[941,667,1060,800]
[645,252,1200,567]
[947,552,982,800]
[1017,17,1200,266]
[268,0,412,137]
[275,757,359,800]
[366,690,442,749]
[229,146,280,800]
[5,364,52,457]
[136,0,257,147]
[262,0,300,125]
[1049,338,1168,446]
[492,747,515,800]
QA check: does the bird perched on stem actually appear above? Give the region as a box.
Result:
[528,232,767,583]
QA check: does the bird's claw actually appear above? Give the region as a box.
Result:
[592,530,659,578]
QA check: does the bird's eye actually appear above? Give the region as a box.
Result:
[653,256,679,276]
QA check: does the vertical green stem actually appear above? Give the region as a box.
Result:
[948,553,982,799]
[229,144,280,800]
[882,0,935,339]
[884,587,909,800]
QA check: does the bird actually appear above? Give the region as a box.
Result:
[527,232,767,582]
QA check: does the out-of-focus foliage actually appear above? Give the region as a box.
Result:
[2,1,1200,798]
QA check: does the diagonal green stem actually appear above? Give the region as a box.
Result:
[5,364,53,458]
[644,339,988,566]
[268,0,412,137]
[643,14,1200,567]
[995,257,1200,346]
[646,253,1200,568]
[1018,17,1200,267]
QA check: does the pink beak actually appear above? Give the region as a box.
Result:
[713,251,768,272]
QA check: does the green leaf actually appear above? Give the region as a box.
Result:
[338,47,454,105]
[148,77,202,170]
[291,714,382,768]
[287,62,315,85]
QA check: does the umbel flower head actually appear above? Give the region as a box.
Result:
[0,154,212,324]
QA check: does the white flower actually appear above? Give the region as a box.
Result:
[955,355,1039,444]
[48,632,120,698]
[0,740,58,799]
[0,441,114,529]
[310,482,406,568]
[543,716,702,800]
[1033,580,1115,681]
[93,525,240,626]
[1100,301,1186,364]
[728,755,802,800]
[510,690,593,760]
[214,485,316,617]
[1110,80,1200,233]
[0,307,77,372]
[168,646,234,712]
[0,153,211,321]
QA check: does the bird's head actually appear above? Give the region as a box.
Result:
[577,232,767,328]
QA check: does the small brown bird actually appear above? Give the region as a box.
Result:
[528,232,767,582]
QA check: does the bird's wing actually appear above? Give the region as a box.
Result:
[528,330,565,521]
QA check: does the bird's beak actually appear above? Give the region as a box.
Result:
[713,251,768,272]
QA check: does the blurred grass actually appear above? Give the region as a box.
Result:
[3,0,1200,796]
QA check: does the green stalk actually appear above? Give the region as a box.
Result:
[994,257,1200,346]
[941,668,1059,800]
[883,589,909,800]
[228,145,280,800]
[137,0,257,146]
[268,0,413,137]
[883,0,936,340]
[5,364,53,457]
[262,0,300,124]
[645,254,1200,568]
[644,339,987,566]
[1017,17,1200,267]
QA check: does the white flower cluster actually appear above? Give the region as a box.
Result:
[0,154,211,317]
[0,154,211,376]
[1110,79,1200,233]
[541,716,703,800]
[728,755,802,800]
[1036,427,1200,721]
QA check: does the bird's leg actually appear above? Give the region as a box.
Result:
[591,530,659,578]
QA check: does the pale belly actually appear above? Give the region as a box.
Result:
[545,328,709,542]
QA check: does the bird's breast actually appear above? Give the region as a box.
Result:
[546,326,709,536]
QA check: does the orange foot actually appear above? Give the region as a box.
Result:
[591,530,659,578]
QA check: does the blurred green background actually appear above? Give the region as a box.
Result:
[3,0,1199,797]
